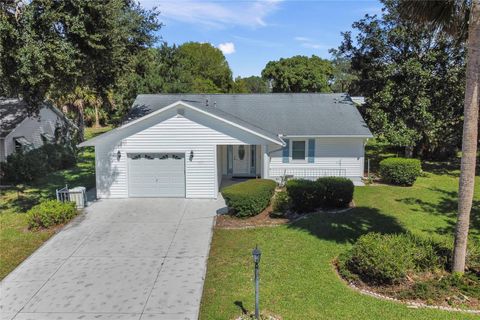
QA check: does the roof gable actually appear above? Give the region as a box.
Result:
[79,101,284,147]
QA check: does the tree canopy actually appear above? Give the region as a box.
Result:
[336,0,466,158]
[232,76,269,93]
[261,55,333,93]
[177,42,233,93]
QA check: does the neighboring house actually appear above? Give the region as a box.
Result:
[79,93,373,199]
[0,98,76,162]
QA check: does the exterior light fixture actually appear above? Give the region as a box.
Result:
[117,150,121,161]
[252,245,262,319]
[190,150,194,161]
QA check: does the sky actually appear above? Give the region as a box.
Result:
[138,0,384,78]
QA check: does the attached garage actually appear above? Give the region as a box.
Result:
[127,153,185,197]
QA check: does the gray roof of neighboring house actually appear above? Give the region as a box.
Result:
[0,98,76,138]
[129,93,372,138]
[0,98,32,138]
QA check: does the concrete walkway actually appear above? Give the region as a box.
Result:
[1,198,226,320]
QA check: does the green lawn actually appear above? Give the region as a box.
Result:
[0,126,109,279]
[199,166,480,319]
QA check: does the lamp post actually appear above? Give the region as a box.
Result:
[252,245,261,320]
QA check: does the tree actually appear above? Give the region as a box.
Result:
[261,55,333,93]
[399,0,480,273]
[328,51,358,94]
[231,77,250,93]
[177,42,233,93]
[231,76,269,93]
[1,0,161,136]
[336,1,466,159]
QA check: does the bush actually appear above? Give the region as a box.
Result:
[317,177,354,207]
[271,191,290,217]
[1,143,76,184]
[285,179,322,213]
[27,200,78,229]
[379,157,422,186]
[221,179,276,217]
[339,233,443,284]
[286,177,355,212]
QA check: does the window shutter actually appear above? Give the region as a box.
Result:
[282,139,290,163]
[308,139,315,163]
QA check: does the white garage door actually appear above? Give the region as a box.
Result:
[128,153,185,197]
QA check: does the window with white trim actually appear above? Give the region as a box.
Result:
[291,140,307,161]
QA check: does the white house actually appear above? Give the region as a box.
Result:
[79,93,373,199]
[0,98,76,162]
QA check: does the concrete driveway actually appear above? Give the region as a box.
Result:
[1,197,225,320]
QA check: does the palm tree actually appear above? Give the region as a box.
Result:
[399,0,479,273]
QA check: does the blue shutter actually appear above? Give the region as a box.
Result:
[308,139,315,163]
[282,139,290,163]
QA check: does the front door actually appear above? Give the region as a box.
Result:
[233,145,250,176]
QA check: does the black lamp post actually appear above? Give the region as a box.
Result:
[252,245,261,320]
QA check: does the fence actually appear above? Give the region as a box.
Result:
[269,167,347,182]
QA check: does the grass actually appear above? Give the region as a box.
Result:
[200,161,480,319]
[0,126,108,279]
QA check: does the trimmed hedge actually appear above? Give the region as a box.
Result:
[27,200,78,229]
[318,177,354,208]
[285,179,321,213]
[379,157,422,186]
[221,179,276,217]
[286,177,354,212]
[339,233,442,284]
[1,144,76,183]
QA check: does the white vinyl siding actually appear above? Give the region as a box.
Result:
[269,137,365,180]
[95,110,267,199]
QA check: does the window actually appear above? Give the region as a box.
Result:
[291,140,306,160]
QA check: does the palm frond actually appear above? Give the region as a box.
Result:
[399,0,470,38]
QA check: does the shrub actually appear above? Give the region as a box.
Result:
[221,179,276,217]
[285,179,322,213]
[1,143,76,184]
[340,233,443,284]
[379,157,422,186]
[27,200,78,229]
[271,191,290,217]
[317,177,354,207]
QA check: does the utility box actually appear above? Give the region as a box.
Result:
[68,186,87,209]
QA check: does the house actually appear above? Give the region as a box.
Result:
[79,93,373,199]
[0,98,77,162]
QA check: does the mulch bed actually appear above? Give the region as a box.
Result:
[215,202,355,229]
[334,263,480,313]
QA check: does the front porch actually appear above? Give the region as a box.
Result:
[216,145,269,193]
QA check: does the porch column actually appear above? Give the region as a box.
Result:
[261,144,269,179]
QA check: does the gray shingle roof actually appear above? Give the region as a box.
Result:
[0,98,77,138]
[0,98,31,138]
[129,93,372,138]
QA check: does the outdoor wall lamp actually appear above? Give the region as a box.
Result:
[252,245,262,319]
[190,150,194,161]
[117,150,121,161]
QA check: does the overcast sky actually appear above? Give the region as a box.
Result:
[138,0,383,77]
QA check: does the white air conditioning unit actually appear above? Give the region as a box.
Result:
[68,186,87,208]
